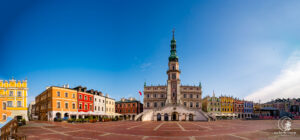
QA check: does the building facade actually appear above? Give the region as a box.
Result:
[28,101,36,121]
[115,97,143,120]
[0,79,28,121]
[35,86,78,121]
[0,98,11,123]
[220,96,236,119]
[137,31,209,121]
[73,87,94,117]
[243,101,253,119]
[92,90,106,116]
[105,95,116,118]
[202,92,221,118]
[234,99,244,119]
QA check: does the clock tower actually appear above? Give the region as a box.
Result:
[166,29,181,105]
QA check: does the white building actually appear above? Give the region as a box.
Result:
[135,31,210,121]
[92,91,106,116]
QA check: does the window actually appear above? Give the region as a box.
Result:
[2,114,6,120]
[99,99,101,102]
[79,95,82,99]
[2,102,7,111]
[184,102,186,107]
[57,91,60,97]
[190,102,193,108]
[196,94,199,98]
[57,102,61,108]
[147,94,150,98]
[85,104,87,110]
[65,102,68,109]
[190,94,193,98]
[184,94,186,98]
[72,103,76,109]
[161,102,164,107]
[172,74,176,79]
[90,97,92,101]
[79,104,82,109]
[9,91,13,97]
[173,92,175,97]
[17,91,22,97]
[154,94,157,98]
[17,101,22,107]
[95,98,96,101]
[65,92,68,97]
[211,108,213,111]
[85,96,87,100]
[98,107,100,111]
[103,100,104,103]
[154,102,157,107]
[7,101,13,107]
[133,109,135,112]
[147,102,150,108]
[90,105,92,111]
[72,94,75,98]
[161,94,164,98]
[102,107,104,111]
[172,65,175,70]
[196,102,199,108]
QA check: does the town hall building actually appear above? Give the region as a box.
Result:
[135,30,209,121]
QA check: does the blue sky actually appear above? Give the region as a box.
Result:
[1,0,300,104]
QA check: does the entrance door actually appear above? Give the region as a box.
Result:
[164,114,168,121]
[157,114,161,121]
[189,114,193,121]
[172,112,178,121]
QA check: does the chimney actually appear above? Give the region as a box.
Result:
[83,87,87,92]
[66,84,69,88]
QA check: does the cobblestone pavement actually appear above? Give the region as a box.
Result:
[17,120,300,140]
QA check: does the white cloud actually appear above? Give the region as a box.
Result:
[245,51,300,103]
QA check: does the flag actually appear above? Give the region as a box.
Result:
[139,91,142,96]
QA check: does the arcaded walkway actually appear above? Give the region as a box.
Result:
[17,120,300,140]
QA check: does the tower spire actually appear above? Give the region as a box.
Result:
[169,28,178,62]
[172,28,175,40]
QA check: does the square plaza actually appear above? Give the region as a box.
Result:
[17,120,300,140]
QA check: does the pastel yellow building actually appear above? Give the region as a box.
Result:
[0,79,28,121]
[220,96,234,113]
[105,94,116,118]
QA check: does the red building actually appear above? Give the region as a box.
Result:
[115,97,143,120]
[234,98,244,119]
[73,86,94,115]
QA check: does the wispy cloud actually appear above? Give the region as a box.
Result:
[140,62,152,71]
[245,51,300,103]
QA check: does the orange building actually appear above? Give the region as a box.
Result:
[0,98,12,123]
[35,86,77,121]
